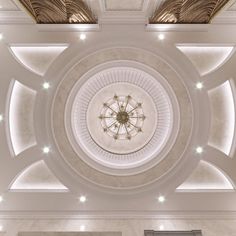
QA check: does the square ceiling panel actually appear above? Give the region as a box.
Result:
[104,0,145,11]
[0,0,19,10]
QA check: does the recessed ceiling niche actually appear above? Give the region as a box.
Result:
[176,46,234,76]
[10,45,68,76]
[18,0,97,23]
[8,80,37,156]
[208,80,235,156]
[177,160,234,190]
[150,0,230,24]
[10,160,68,191]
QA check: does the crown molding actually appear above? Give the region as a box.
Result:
[0,11,33,24]
[1,211,236,220]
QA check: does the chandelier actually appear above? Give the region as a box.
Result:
[99,95,146,140]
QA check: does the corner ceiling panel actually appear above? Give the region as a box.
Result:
[10,160,68,191]
[150,0,230,24]
[10,45,68,76]
[176,46,234,76]
[18,0,97,23]
[177,160,234,190]
[8,80,37,156]
[208,81,235,156]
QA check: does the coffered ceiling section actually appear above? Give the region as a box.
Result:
[10,160,68,191]
[18,0,97,23]
[150,0,230,24]
[104,0,145,11]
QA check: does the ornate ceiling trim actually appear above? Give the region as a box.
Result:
[150,0,230,24]
[51,48,193,190]
[18,0,97,24]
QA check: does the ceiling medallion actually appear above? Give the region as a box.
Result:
[99,94,146,140]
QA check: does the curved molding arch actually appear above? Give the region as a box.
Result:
[10,160,68,191]
[177,160,234,191]
[9,45,68,76]
[8,80,37,156]
[176,45,234,76]
[208,80,235,156]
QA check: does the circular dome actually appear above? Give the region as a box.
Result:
[52,48,192,190]
[70,67,173,169]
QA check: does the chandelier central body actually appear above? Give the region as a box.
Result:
[116,111,129,124]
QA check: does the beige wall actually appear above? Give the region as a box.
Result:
[0,219,236,236]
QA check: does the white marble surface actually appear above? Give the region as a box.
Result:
[1,219,236,236]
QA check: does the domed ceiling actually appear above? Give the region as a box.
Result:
[0,0,236,224]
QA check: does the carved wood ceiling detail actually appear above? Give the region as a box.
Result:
[150,0,230,24]
[18,0,97,24]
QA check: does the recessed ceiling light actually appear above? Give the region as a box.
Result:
[0,225,3,231]
[43,82,50,90]
[80,225,85,231]
[0,33,3,40]
[0,114,3,122]
[0,196,3,203]
[158,33,165,41]
[80,33,86,41]
[196,146,203,154]
[0,5,2,9]
[158,195,165,203]
[196,82,203,89]
[159,225,164,230]
[79,195,87,203]
[43,146,50,154]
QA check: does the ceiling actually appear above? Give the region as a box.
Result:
[0,0,236,222]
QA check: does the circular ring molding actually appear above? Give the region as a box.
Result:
[52,48,192,189]
[70,67,173,170]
